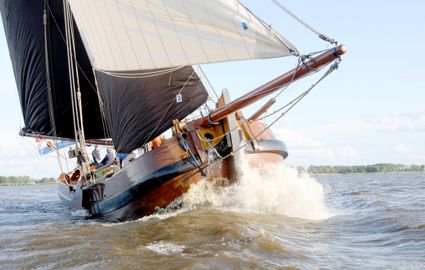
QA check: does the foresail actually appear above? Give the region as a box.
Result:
[67,0,297,71]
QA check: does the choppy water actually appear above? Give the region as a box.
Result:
[1,166,424,269]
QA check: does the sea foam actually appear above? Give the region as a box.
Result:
[182,153,332,220]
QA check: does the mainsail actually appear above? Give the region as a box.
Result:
[0,0,106,139]
[67,0,298,71]
[65,0,298,153]
[2,0,300,153]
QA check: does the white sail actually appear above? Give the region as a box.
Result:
[67,0,297,71]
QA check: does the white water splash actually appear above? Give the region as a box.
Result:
[145,241,185,255]
[70,209,91,217]
[183,154,332,220]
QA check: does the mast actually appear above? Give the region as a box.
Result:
[194,45,347,127]
[63,0,90,176]
[43,0,66,173]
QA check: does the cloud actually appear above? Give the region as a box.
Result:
[274,127,358,164]
[275,128,321,148]
[389,143,425,165]
[398,69,425,82]
[0,46,17,97]
[0,133,35,156]
[336,146,357,157]
[394,144,410,154]
[0,73,17,97]
[0,132,66,177]
[365,112,425,132]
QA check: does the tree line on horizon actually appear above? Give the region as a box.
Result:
[305,163,425,174]
[0,176,56,185]
[0,163,424,184]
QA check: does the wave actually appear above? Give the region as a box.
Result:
[182,154,332,220]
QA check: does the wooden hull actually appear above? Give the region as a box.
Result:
[58,136,204,221]
[57,115,288,221]
[53,45,347,221]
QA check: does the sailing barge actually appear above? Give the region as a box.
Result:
[1,0,346,221]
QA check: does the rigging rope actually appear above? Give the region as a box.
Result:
[43,1,64,173]
[46,4,98,94]
[96,66,187,79]
[47,1,110,144]
[194,57,341,176]
[141,70,197,147]
[63,1,79,144]
[93,70,112,139]
[197,66,219,101]
[251,59,341,144]
[239,1,300,56]
[270,0,337,45]
[64,0,91,175]
[270,48,332,101]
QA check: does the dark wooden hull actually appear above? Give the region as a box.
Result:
[57,116,288,222]
[57,136,205,221]
[53,45,348,221]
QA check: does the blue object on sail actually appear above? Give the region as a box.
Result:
[241,22,248,31]
[38,140,74,155]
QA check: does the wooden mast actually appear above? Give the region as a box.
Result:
[193,45,347,127]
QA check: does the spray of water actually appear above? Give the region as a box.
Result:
[182,153,332,220]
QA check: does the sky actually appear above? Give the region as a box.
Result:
[0,0,424,178]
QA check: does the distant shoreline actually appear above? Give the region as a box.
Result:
[0,182,56,186]
[0,176,55,186]
[1,164,424,185]
[310,171,424,176]
[301,164,425,175]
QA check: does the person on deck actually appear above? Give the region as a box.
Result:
[116,152,129,168]
[92,145,101,164]
[151,135,165,149]
[97,147,114,168]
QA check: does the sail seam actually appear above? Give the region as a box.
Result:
[164,1,191,66]
[93,0,118,70]
[200,0,230,61]
[128,0,156,68]
[103,0,129,70]
[79,1,109,71]
[116,0,143,69]
[180,1,209,64]
[146,0,173,69]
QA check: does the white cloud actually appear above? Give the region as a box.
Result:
[365,112,425,132]
[389,144,425,164]
[275,128,321,148]
[394,144,410,154]
[336,146,357,157]
[398,69,425,81]
[0,132,65,177]
[273,127,358,165]
[0,50,17,96]
[0,73,17,97]
[0,133,35,156]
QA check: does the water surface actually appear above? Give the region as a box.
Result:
[1,170,424,269]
